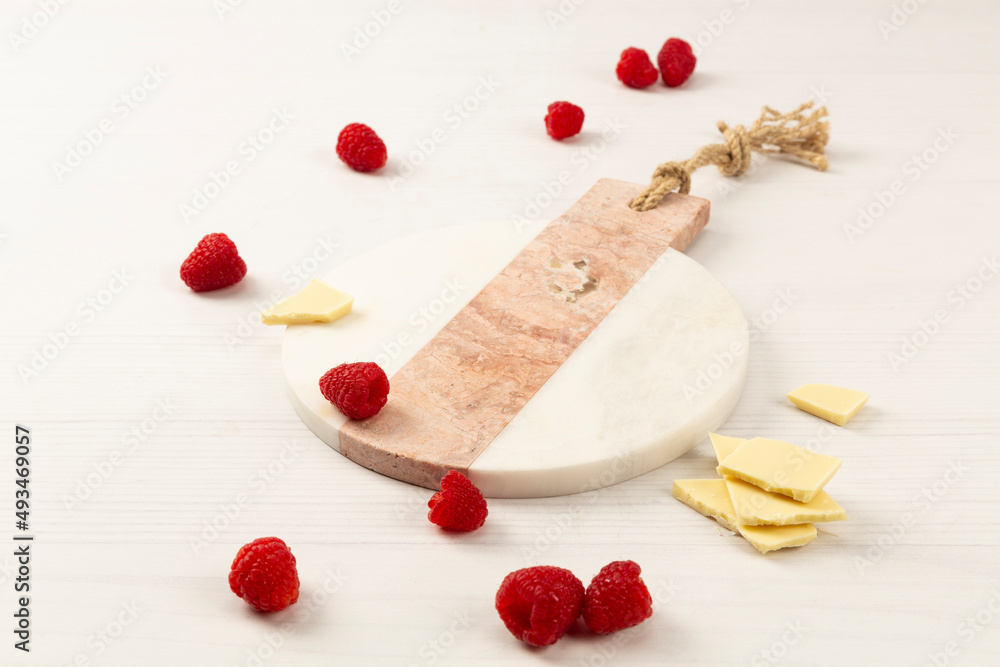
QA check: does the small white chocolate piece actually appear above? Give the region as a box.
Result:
[787,384,869,426]
[261,279,353,325]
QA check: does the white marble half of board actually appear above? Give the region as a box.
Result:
[282,220,749,498]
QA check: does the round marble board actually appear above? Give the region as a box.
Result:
[282,219,748,498]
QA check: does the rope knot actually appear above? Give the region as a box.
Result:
[716,122,752,178]
[629,101,830,212]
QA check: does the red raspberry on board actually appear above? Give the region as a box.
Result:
[319,362,390,420]
[616,47,659,89]
[544,101,585,140]
[179,233,248,293]
[657,38,697,87]
[582,560,653,634]
[495,566,585,647]
[228,537,300,613]
[427,470,488,532]
[336,123,387,172]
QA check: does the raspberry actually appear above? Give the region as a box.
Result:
[582,560,653,634]
[616,47,659,89]
[427,470,488,532]
[544,101,585,140]
[228,537,300,613]
[319,362,390,419]
[495,566,584,647]
[179,233,247,293]
[336,123,387,172]
[657,38,697,87]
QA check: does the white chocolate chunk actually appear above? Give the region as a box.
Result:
[262,279,354,325]
[724,476,847,526]
[787,384,869,426]
[709,432,745,464]
[672,479,740,532]
[717,437,842,503]
[738,522,818,554]
[672,479,817,554]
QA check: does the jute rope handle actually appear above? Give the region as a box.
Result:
[629,101,830,212]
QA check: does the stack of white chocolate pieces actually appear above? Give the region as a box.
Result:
[673,434,847,554]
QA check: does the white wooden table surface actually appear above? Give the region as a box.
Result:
[2,1,998,665]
